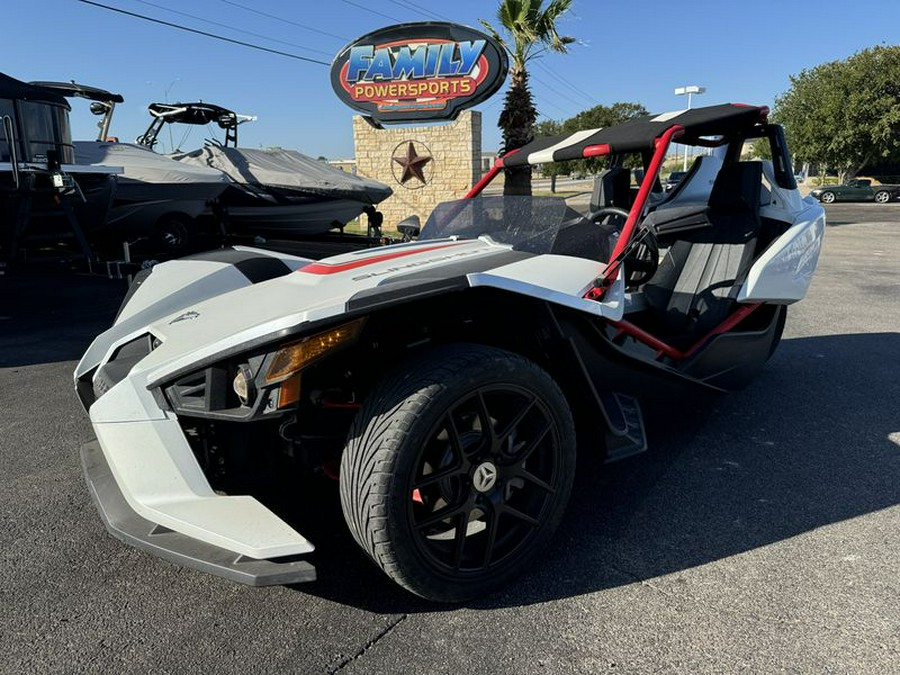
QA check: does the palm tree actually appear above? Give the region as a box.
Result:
[481,0,575,195]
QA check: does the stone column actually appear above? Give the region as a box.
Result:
[353,110,482,229]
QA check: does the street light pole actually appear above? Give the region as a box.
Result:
[674,85,706,171]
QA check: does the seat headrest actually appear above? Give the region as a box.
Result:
[709,161,762,214]
[590,167,631,212]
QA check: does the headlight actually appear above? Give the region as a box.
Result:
[163,318,365,421]
[232,363,255,405]
[265,319,365,383]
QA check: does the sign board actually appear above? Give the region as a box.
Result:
[331,21,508,124]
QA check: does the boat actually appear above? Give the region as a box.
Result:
[137,102,392,237]
[33,82,231,251]
[1,73,117,261]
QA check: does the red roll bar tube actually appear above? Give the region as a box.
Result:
[584,124,685,300]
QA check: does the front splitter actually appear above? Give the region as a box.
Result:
[80,441,316,586]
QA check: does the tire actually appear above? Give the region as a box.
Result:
[874,190,891,204]
[340,343,576,602]
[767,305,787,361]
[820,191,835,204]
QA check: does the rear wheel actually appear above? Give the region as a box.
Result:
[767,305,787,360]
[340,344,576,602]
[820,191,836,204]
[874,190,890,204]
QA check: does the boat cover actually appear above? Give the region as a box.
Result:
[172,146,392,204]
[74,141,230,185]
[0,72,70,107]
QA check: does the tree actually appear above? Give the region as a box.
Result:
[773,46,900,181]
[480,0,575,195]
[533,118,565,192]
[561,102,648,175]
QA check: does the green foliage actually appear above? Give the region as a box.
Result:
[561,102,648,174]
[774,45,900,179]
[530,102,648,187]
[480,0,576,195]
[751,137,772,161]
[480,0,575,71]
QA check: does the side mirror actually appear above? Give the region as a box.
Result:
[89,101,111,116]
[396,215,421,239]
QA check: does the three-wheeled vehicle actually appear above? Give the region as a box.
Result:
[75,104,825,601]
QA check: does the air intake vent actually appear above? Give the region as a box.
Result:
[166,367,229,414]
[92,333,155,400]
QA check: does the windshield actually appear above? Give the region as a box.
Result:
[419,196,574,253]
[419,195,617,261]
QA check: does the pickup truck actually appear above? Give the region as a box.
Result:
[810,179,900,204]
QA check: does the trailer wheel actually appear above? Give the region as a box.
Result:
[874,190,891,203]
[340,344,576,602]
[155,214,195,253]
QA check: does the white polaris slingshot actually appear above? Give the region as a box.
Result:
[75,104,825,602]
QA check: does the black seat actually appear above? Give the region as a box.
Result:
[642,161,763,341]
[590,167,631,212]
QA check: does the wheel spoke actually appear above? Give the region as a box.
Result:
[414,500,469,530]
[412,462,465,491]
[475,390,498,446]
[444,411,464,456]
[515,422,551,464]
[451,510,471,570]
[481,504,500,568]
[512,466,555,493]
[498,397,537,448]
[501,504,541,528]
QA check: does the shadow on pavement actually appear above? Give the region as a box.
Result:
[297,332,900,612]
[4,268,897,614]
[0,268,126,368]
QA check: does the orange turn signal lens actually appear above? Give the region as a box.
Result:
[264,319,364,383]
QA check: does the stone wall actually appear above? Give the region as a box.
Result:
[352,110,481,230]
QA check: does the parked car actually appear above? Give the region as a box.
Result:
[810,178,900,204]
[664,170,687,191]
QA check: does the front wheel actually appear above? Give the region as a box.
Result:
[874,190,891,204]
[340,344,576,602]
[820,191,836,204]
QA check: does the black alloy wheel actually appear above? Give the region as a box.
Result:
[340,344,576,602]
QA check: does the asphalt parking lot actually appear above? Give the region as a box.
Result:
[1,202,898,674]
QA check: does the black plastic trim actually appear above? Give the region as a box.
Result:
[80,441,316,586]
[182,248,293,284]
[346,277,469,312]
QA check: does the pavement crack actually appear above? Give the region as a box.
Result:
[327,614,407,674]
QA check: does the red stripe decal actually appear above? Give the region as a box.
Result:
[298,243,465,275]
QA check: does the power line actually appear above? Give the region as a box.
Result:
[77,0,330,66]
[531,72,590,111]
[383,0,451,22]
[337,0,403,23]
[216,0,350,43]
[132,0,334,57]
[534,61,595,107]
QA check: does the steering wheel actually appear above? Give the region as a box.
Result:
[623,228,660,288]
[588,207,659,288]
[587,206,629,229]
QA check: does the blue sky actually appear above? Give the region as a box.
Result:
[8,1,899,158]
